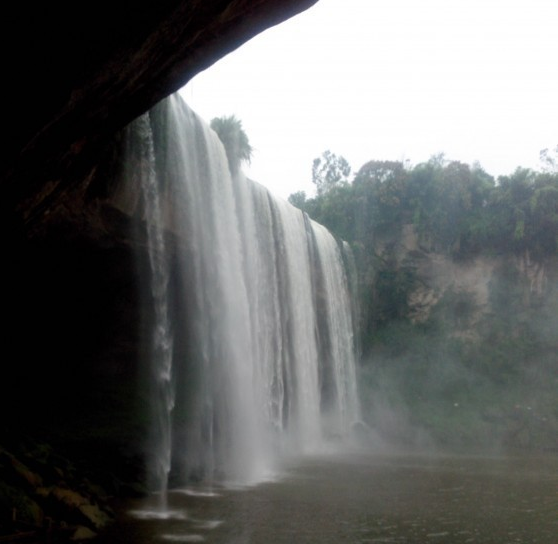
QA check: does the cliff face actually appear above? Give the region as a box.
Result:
[3,0,318,230]
[361,224,558,453]
[374,223,558,339]
[2,0,319,411]
[0,1,319,520]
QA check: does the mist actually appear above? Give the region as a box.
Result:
[291,155,558,459]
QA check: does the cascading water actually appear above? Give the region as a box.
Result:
[310,223,360,436]
[122,115,175,501]
[123,94,360,494]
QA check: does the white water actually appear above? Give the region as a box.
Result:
[123,114,175,500]
[124,94,360,494]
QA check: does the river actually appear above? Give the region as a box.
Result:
[99,452,558,543]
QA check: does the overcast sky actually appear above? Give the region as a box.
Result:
[180,0,558,200]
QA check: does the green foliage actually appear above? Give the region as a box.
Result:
[405,158,496,256]
[539,144,558,173]
[210,115,253,175]
[359,277,558,450]
[485,168,558,257]
[289,152,557,357]
[287,191,308,210]
[288,150,558,451]
[292,153,558,262]
[311,150,351,195]
[370,255,417,326]
[353,160,410,237]
[304,183,358,243]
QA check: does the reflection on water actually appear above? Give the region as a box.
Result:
[100,454,558,544]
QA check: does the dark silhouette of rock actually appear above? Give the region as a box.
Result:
[0,0,318,528]
[3,0,317,226]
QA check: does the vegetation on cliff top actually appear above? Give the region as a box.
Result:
[291,149,558,261]
[289,149,558,452]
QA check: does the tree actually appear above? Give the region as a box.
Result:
[354,160,408,187]
[353,160,409,237]
[288,191,308,210]
[210,115,253,175]
[311,150,351,195]
[539,145,558,173]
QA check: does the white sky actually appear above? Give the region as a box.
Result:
[180,0,558,200]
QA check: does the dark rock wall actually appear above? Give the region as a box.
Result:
[3,0,318,227]
[0,0,318,494]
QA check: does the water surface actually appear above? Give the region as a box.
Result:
[101,453,558,543]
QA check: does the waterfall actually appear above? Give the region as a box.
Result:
[122,114,175,500]
[123,94,360,492]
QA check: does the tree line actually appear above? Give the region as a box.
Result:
[290,148,558,262]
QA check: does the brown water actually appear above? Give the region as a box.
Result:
[100,453,558,543]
